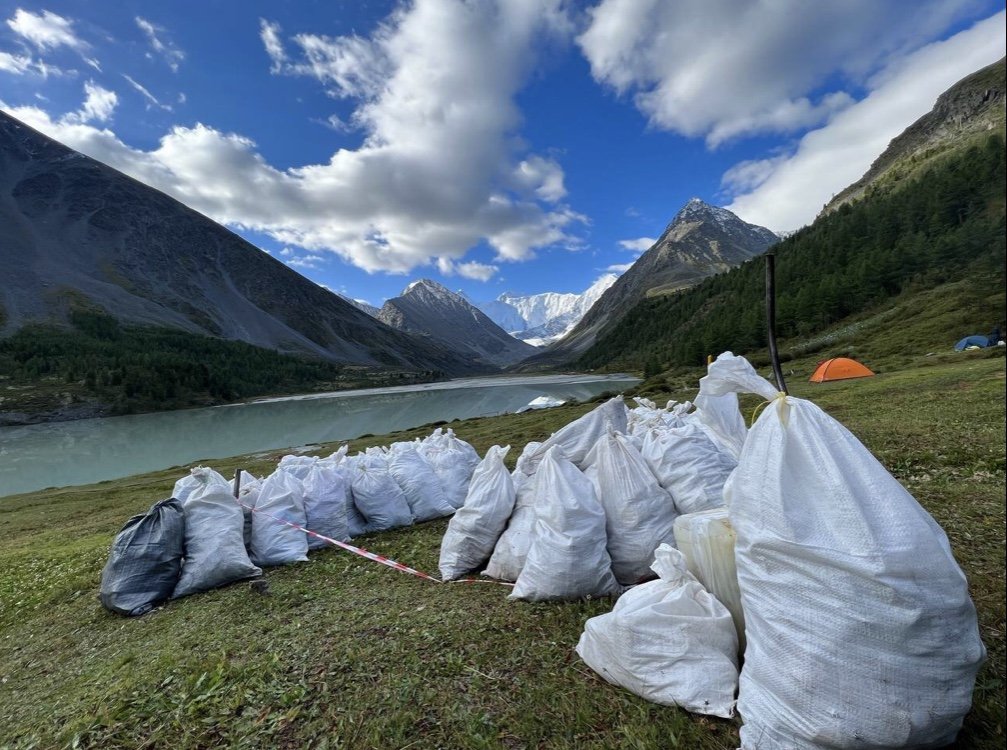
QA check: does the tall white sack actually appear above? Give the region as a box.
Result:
[250,470,309,566]
[483,442,541,581]
[509,447,620,602]
[702,354,985,750]
[583,432,678,585]
[387,444,454,522]
[439,445,515,580]
[575,544,739,717]
[301,462,350,549]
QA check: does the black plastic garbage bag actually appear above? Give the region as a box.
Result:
[99,498,185,616]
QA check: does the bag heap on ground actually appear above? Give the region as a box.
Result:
[100,498,185,616]
[172,468,261,598]
[702,352,985,749]
[583,432,678,585]
[439,445,515,580]
[576,544,739,717]
[510,446,620,602]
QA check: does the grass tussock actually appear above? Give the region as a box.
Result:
[0,357,1003,749]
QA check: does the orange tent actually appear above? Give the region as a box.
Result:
[809,357,874,383]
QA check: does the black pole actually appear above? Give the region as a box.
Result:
[765,252,788,394]
[233,468,243,499]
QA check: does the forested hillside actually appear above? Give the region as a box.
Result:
[0,311,442,424]
[578,134,1006,372]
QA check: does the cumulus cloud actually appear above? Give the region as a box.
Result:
[62,80,117,124]
[2,1,581,278]
[135,16,184,72]
[618,237,655,252]
[578,0,986,146]
[6,8,99,70]
[725,12,1006,231]
[437,258,499,282]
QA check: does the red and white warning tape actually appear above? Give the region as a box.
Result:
[237,498,513,587]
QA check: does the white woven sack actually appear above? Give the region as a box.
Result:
[250,470,309,566]
[236,471,261,549]
[300,463,350,549]
[690,354,750,459]
[482,442,540,581]
[349,460,414,533]
[583,433,678,584]
[172,466,229,504]
[526,396,629,472]
[425,433,478,509]
[510,447,620,602]
[172,476,261,598]
[387,444,454,522]
[439,445,515,580]
[640,422,737,515]
[576,544,738,717]
[277,454,318,481]
[701,354,986,749]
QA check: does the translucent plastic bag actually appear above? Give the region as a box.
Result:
[576,544,738,717]
[100,498,185,616]
[439,446,515,580]
[702,353,985,749]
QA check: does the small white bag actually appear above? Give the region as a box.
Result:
[576,544,739,717]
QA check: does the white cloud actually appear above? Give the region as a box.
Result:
[135,17,185,72]
[618,236,655,252]
[439,259,499,282]
[2,1,581,278]
[122,74,171,111]
[725,12,1006,231]
[287,254,326,269]
[6,8,99,70]
[605,262,634,272]
[63,81,117,124]
[578,0,987,147]
[258,19,287,73]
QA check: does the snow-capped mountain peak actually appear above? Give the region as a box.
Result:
[477,273,619,347]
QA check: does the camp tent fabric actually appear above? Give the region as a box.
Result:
[954,335,990,351]
[809,357,874,383]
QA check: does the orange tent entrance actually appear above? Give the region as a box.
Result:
[809,357,874,383]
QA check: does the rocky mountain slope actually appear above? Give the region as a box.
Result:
[378,279,536,367]
[338,295,381,318]
[524,199,778,364]
[478,273,618,346]
[823,56,1005,214]
[0,111,481,376]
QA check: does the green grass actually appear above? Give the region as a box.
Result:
[0,357,1003,749]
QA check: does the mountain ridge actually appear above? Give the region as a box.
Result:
[0,110,481,376]
[377,279,536,367]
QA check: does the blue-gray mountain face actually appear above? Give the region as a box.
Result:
[378,279,537,367]
[0,111,484,376]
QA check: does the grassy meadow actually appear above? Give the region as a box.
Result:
[0,352,1004,749]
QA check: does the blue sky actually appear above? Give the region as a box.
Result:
[1,1,1004,308]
